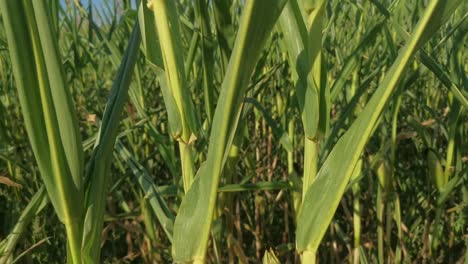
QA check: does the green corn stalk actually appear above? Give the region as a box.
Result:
[148,0,200,193]
[350,53,363,264]
[302,0,328,214]
[374,156,391,263]
[351,160,362,264]
[172,1,288,262]
[279,0,328,198]
[279,1,328,261]
[391,95,403,263]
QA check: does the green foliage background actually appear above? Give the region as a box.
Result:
[0,0,466,263]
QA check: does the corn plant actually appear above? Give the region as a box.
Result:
[0,0,140,262]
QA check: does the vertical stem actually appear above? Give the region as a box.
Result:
[302,250,316,264]
[377,185,384,263]
[179,142,196,193]
[65,221,83,264]
[288,109,302,218]
[349,61,362,264]
[303,139,318,200]
[394,195,403,263]
[391,96,402,263]
[287,119,295,177]
[150,0,198,192]
[352,163,361,264]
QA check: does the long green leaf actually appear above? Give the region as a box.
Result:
[296,0,462,255]
[149,0,199,140]
[172,1,287,262]
[149,0,200,192]
[371,0,468,108]
[1,1,85,262]
[279,0,328,206]
[81,22,141,262]
[279,1,320,139]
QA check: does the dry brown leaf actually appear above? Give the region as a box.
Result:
[0,176,23,188]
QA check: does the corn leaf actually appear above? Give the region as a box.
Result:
[172,1,287,262]
[81,22,141,262]
[149,0,199,141]
[279,1,320,139]
[296,0,463,254]
[1,1,84,262]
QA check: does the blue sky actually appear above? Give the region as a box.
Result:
[59,0,139,14]
[60,0,107,10]
[58,0,139,23]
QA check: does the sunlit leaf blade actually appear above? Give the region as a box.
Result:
[296,0,462,254]
[138,0,163,68]
[262,249,281,264]
[149,0,199,140]
[172,1,287,262]
[137,1,183,138]
[279,1,319,139]
[149,0,201,191]
[31,1,84,191]
[1,1,85,262]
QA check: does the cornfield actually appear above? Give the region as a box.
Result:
[0,0,466,263]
